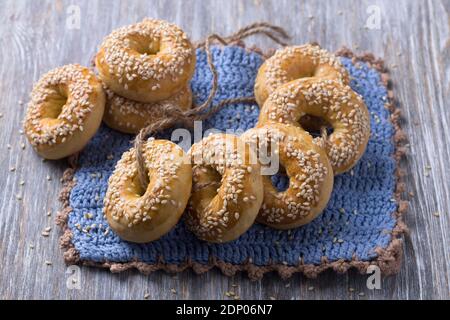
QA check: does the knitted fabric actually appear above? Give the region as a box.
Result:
[59,45,405,279]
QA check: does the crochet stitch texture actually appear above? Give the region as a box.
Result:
[63,46,400,276]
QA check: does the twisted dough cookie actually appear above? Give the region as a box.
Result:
[103,85,192,134]
[186,134,264,243]
[241,124,333,229]
[104,138,192,243]
[24,64,105,159]
[258,79,370,174]
[254,44,350,107]
[95,18,196,103]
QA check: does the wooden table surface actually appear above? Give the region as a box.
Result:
[0,0,449,300]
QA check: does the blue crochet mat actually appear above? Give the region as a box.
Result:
[62,46,400,277]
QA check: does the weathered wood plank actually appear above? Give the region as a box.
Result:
[0,0,448,299]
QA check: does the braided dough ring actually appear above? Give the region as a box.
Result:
[254,44,349,107]
[186,134,264,243]
[103,85,192,134]
[241,124,333,229]
[258,79,371,175]
[95,18,196,103]
[24,64,105,160]
[104,138,192,243]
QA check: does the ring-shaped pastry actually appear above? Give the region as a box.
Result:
[258,78,371,174]
[96,18,196,103]
[186,134,264,243]
[255,44,350,107]
[24,64,105,159]
[104,138,192,243]
[103,85,192,134]
[241,124,333,229]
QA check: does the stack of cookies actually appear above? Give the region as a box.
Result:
[95,18,196,134]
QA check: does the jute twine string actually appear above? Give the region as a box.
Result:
[134,22,291,189]
[195,22,291,48]
[320,126,328,145]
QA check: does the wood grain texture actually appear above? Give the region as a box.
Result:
[0,0,449,300]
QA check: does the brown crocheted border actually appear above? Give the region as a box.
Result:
[56,46,409,280]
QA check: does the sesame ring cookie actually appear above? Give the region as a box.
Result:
[24,64,105,160]
[254,44,350,107]
[241,124,333,229]
[258,79,371,175]
[104,138,192,243]
[186,134,264,243]
[95,18,196,103]
[103,85,192,134]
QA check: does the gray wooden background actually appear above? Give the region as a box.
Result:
[0,0,448,300]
